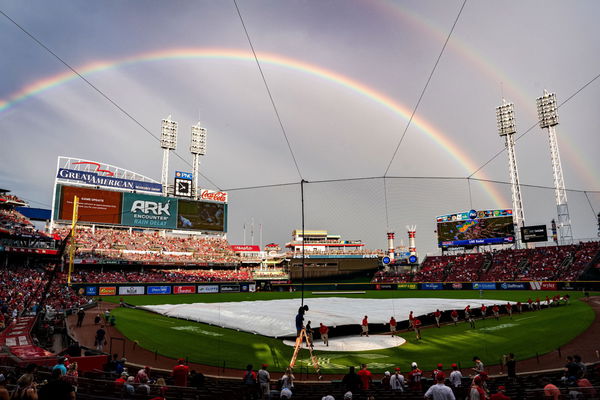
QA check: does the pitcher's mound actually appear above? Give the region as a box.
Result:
[282,335,406,352]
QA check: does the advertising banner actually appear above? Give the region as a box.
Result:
[173,285,196,294]
[249,283,256,293]
[472,282,497,290]
[421,282,443,290]
[85,287,98,296]
[241,284,249,292]
[147,286,172,295]
[451,283,463,290]
[99,287,116,296]
[59,186,122,224]
[499,282,528,290]
[122,193,178,229]
[220,284,240,293]
[177,199,226,232]
[530,281,558,290]
[398,283,418,290]
[57,168,162,193]
[197,285,219,294]
[231,245,261,252]
[199,189,228,203]
[118,286,145,295]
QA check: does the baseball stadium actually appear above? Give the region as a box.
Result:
[2,2,600,400]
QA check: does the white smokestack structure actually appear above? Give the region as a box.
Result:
[387,232,395,261]
[407,225,417,255]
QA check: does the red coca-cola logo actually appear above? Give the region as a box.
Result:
[200,190,227,202]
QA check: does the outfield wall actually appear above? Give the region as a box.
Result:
[72,280,600,296]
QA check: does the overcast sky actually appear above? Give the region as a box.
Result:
[1,1,599,255]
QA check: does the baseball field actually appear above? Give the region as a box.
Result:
[104,290,596,374]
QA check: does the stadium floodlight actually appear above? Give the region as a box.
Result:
[496,102,517,136]
[160,115,178,196]
[536,91,559,129]
[496,100,525,248]
[190,122,207,199]
[536,90,572,244]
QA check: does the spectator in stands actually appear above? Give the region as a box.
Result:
[541,377,560,400]
[490,385,510,400]
[280,388,292,399]
[357,364,373,391]
[449,363,462,389]
[154,377,168,398]
[424,372,455,400]
[172,359,189,387]
[390,368,404,392]
[381,370,391,390]
[469,376,486,400]
[472,356,484,374]
[407,362,423,392]
[189,370,205,388]
[37,367,75,400]
[281,367,294,392]
[505,353,516,380]
[242,364,258,400]
[52,357,67,376]
[64,363,78,392]
[122,376,136,397]
[114,372,128,389]
[0,374,8,400]
[258,364,270,400]
[134,366,150,384]
[573,355,586,378]
[342,366,361,394]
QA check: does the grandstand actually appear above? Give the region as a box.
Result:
[373,241,600,284]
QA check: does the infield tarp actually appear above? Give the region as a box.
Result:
[142,297,503,338]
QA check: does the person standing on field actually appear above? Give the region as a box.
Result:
[360,315,369,337]
[389,316,397,336]
[319,323,329,346]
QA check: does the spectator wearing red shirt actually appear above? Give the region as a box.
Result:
[389,317,397,336]
[172,359,189,387]
[319,323,329,346]
[541,378,560,400]
[357,364,373,391]
[490,385,511,400]
[360,316,369,337]
[407,362,423,392]
[114,372,128,389]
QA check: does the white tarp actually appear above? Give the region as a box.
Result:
[141,297,504,338]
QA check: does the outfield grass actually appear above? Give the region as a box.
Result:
[107,290,596,373]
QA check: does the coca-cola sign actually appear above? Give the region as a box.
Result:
[200,189,228,203]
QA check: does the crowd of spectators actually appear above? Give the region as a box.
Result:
[373,241,600,283]
[0,193,26,204]
[54,227,240,264]
[70,268,253,283]
[0,265,88,326]
[0,208,39,237]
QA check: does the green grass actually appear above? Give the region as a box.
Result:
[107,290,596,374]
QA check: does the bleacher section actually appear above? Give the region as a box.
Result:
[373,242,600,283]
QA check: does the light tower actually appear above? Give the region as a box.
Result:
[160,116,178,196]
[406,225,417,255]
[386,232,395,261]
[496,100,525,247]
[536,90,573,244]
[190,122,207,199]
